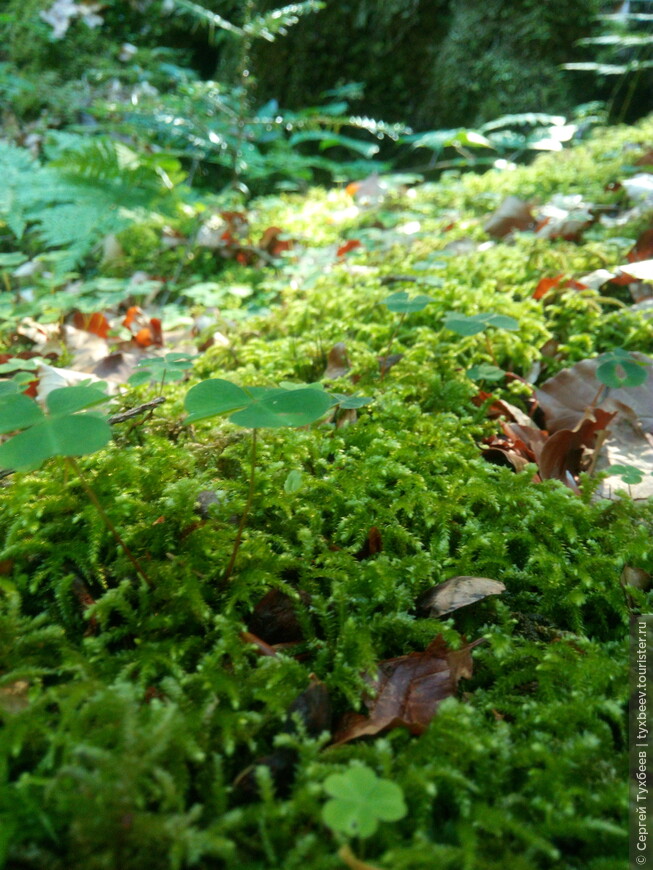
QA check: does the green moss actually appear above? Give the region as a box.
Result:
[2,119,653,868]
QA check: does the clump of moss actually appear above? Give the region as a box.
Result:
[1,118,653,869]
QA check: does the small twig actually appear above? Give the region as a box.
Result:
[380,274,418,285]
[587,428,610,477]
[108,397,166,425]
[67,457,153,588]
[223,428,257,583]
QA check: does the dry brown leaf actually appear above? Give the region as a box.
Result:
[332,636,481,744]
[538,409,616,481]
[484,197,534,238]
[418,576,505,616]
[247,588,310,645]
[597,420,653,500]
[324,342,351,380]
[0,680,30,714]
[535,355,653,433]
[378,353,404,376]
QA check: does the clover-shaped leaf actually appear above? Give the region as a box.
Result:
[443,311,519,336]
[0,385,111,471]
[607,463,645,485]
[184,378,337,428]
[128,353,195,387]
[322,765,407,839]
[596,348,648,389]
[466,363,505,382]
[331,393,374,410]
[381,291,434,314]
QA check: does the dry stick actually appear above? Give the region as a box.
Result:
[107,397,166,425]
[223,428,257,583]
[66,457,153,588]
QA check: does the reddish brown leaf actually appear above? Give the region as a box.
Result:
[324,342,351,380]
[628,228,653,264]
[332,636,480,744]
[533,273,565,300]
[72,577,99,636]
[240,630,279,657]
[538,409,616,481]
[259,226,293,257]
[355,527,383,560]
[72,310,110,339]
[122,306,140,329]
[484,197,533,238]
[247,588,310,645]
[337,239,362,259]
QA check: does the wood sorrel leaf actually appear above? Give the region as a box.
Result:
[45,385,109,417]
[444,311,519,336]
[184,379,251,424]
[322,766,407,838]
[0,415,112,471]
[229,387,336,428]
[0,393,45,434]
[381,291,433,313]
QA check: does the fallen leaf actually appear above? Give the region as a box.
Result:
[355,527,383,560]
[534,273,566,300]
[484,197,533,238]
[596,420,653,500]
[234,678,331,798]
[324,342,351,380]
[337,240,362,259]
[535,355,653,433]
[332,636,481,744]
[538,409,615,481]
[247,588,310,645]
[71,310,110,339]
[259,226,293,257]
[417,576,505,616]
[378,353,404,376]
[621,565,652,591]
[0,680,30,714]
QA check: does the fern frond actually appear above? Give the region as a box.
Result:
[244,2,325,42]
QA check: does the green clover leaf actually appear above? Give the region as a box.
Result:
[443,311,519,336]
[381,291,434,314]
[184,379,337,428]
[322,765,407,839]
[128,353,196,387]
[607,464,645,485]
[596,349,649,389]
[0,385,111,471]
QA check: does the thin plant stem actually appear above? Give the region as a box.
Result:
[484,333,498,366]
[223,428,257,582]
[66,457,153,588]
[381,313,406,379]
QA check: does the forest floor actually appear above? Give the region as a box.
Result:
[2,116,653,869]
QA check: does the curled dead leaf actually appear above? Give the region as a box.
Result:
[418,576,505,616]
[324,342,351,380]
[484,197,533,238]
[332,636,482,745]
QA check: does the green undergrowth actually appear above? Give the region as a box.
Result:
[2,118,653,869]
